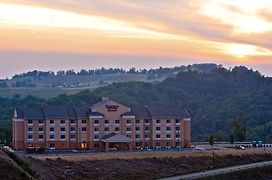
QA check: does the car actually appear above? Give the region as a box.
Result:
[236,145,246,150]
[195,147,205,151]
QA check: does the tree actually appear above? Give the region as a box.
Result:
[229,134,235,146]
[231,116,247,142]
[209,135,214,149]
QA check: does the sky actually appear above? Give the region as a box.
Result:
[0,0,272,78]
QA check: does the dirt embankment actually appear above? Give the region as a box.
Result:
[25,151,272,180]
[0,149,31,180]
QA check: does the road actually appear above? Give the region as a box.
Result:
[160,160,272,180]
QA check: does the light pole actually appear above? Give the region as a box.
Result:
[264,124,267,151]
[216,120,219,147]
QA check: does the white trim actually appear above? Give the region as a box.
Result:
[13,119,24,122]
[90,115,103,119]
[183,118,191,121]
[123,115,135,119]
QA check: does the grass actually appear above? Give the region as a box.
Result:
[28,150,272,180]
[200,165,272,180]
[0,87,96,99]
[2,149,39,179]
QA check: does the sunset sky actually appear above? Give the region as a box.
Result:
[0,0,272,78]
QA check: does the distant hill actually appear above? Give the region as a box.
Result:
[1,64,271,143]
[2,63,218,88]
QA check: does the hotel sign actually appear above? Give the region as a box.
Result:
[106,105,119,112]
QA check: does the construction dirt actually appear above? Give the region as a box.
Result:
[22,150,272,180]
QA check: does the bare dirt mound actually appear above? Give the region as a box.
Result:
[0,149,30,180]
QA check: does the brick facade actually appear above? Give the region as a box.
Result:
[13,97,191,150]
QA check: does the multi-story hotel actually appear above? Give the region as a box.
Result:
[13,97,191,151]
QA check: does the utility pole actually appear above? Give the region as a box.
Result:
[269,121,271,147]
[264,124,266,151]
[216,120,219,148]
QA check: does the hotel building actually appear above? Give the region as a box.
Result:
[13,97,191,151]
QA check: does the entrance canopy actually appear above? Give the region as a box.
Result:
[100,133,132,143]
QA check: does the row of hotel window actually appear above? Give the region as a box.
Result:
[47,142,181,149]
[28,133,181,140]
[28,126,181,132]
[27,119,182,125]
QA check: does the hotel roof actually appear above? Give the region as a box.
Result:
[15,101,189,120]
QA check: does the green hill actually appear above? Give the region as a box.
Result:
[1,65,272,143]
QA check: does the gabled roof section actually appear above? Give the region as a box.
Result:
[129,107,151,119]
[66,107,77,120]
[90,111,104,116]
[74,107,89,119]
[101,133,132,143]
[22,107,45,120]
[14,108,24,119]
[43,106,70,119]
[146,105,188,119]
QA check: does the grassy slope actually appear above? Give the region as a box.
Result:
[1,74,149,98]
[0,87,97,99]
[26,151,272,180]
[201,165,272,180]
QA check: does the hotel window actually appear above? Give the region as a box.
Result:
[94,120,99,124]
[136,119,140,124]
[39,135,43,139]
[71,120,75,124]
[82,120,87,124]
[126,134,131,138]
[28,127,33,132]
[105,127,109,132]
[39,120,44,124]
[136,134,140,139]
[135,127,140,131]
[176,119,180,123]
[50,120,54,124]
[70,134,76,139]
[176,134,180,138]
[115,120,120,124]
[156,134,160,139]
[28,134,33,140]
[136,142,141,147]
[50,127,54,132]
[94,127,99,132]
[176,126,180,131]
[144,134,149,138]
[70,127,75,132]
[60,127,65,132]
[127,127,131,132]
[61,135,65,140]
[145,127,149,131]
[115,127,120,132]
[145,119,149,123]
[127,119,131,124]
[50,135,55,139]
[28,120,33,124]
[166,127,171,131]
[156,119,160,124]
[94,135,99,139]
[156,127,161,131]
[166,142,171,147]
[167,134,171,139]
[156,142,160,147]
[38,127,43,132]
[94,143,99,148]
[50,143,55,148]
[176,142,180,146]
[105,120,109,124]
[61,120,65,124]
[82,127,87,132]
[167,119,171,124]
